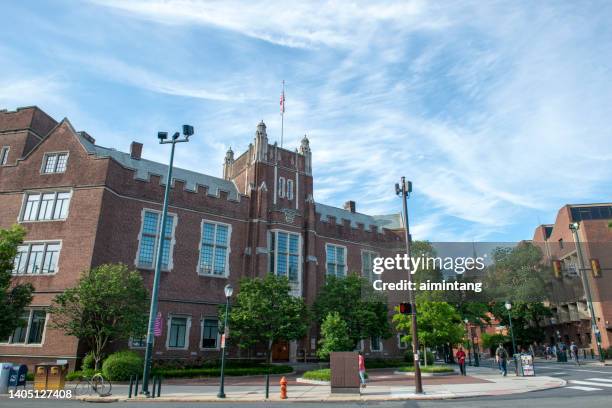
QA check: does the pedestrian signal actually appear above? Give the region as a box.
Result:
[399,302,413,315]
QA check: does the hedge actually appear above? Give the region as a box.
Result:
[365,358,405,369]
[102,351,143,381]
[152,364,293,379]
[398,365,454,373]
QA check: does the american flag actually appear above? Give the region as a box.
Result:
[280,90,285,114]
[154,312,162,337]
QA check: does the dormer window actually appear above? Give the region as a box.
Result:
[42,152,68,174]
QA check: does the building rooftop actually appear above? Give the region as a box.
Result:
[76,132,241,201]
[315,202,402,231]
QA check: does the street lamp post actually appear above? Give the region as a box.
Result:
[569,222,605,362]
[218,284,233,398]
[505,301,517,374]
[395,177,423,394]
[464,319,472,366]
[141,125,193,396]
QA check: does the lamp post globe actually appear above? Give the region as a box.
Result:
[505,301,512,311]
[224,284,233,298]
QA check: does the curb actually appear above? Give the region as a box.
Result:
[74,377,566,403]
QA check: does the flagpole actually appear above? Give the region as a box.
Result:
[281,80,285,148]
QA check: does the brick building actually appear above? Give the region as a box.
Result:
[532,204,612,354]
[0,106,408,369]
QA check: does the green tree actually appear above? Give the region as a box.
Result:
[0,225,34,341]
[313,274,391,348]
[224,274,309,363]
[317,311,353,359]
[485,242,551,303]
[393,301,464,350]
[49,264,148,369]
[490,301,551,349]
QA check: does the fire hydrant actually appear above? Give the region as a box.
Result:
[280,376,287,399]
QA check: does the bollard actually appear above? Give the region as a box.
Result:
[128,376,134,398]
[157,377,162,397]
[265,374,270,399]
[280,376,287,399]
[134,375,139,396]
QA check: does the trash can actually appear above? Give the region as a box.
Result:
[8,365,28,390]
[0,363,12,394]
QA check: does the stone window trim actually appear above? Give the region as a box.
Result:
[0,146,9,165]
[40,151,69,174]
[0,308,48,347]
[370,336,383,352]
[165,314,192,350]
[135,208,178,272]
[199,316,221,351]
[325,243,348,277]
[196,219,232,278]
[278,177,286,198]
[18,189,73,223]
[12,240,62,276]
[287,179,294,200]
[360,249,379,282]
[397,333,408,349]
[268,229,303,296]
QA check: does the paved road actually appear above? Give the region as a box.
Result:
[1,360,610,408]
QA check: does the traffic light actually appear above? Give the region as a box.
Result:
[399,302,414,315]
[590,258,601,277]
[552,260,562,279]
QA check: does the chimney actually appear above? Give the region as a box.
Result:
[343,200,356,213]
[130,141,143,160]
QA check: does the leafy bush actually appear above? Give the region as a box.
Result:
[81,353,95,370]
[102,351,143,381]
[152,364,292,379]
[398,365,454,373]
[302,368,331,381]
[66,369,94,381]
[365,358,405,368]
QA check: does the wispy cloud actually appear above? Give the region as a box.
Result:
[2,0,611,241]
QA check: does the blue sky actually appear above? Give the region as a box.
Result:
[1,1,611,242]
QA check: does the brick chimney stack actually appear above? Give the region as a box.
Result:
[344,200,356,213]
[130,141,143,160]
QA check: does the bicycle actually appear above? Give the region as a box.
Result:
[74,372,112,397]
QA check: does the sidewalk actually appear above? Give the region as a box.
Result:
[76,366,565,402]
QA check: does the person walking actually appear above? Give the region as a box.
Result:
[570,342,580,365]
[358,352,366,388]
[456,346,467,376]
[496,344,508,376]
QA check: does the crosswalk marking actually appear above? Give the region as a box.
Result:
[566,385,603,391]
[551,372,567,375]
[569,380,612,388]
[586,377,612,383]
